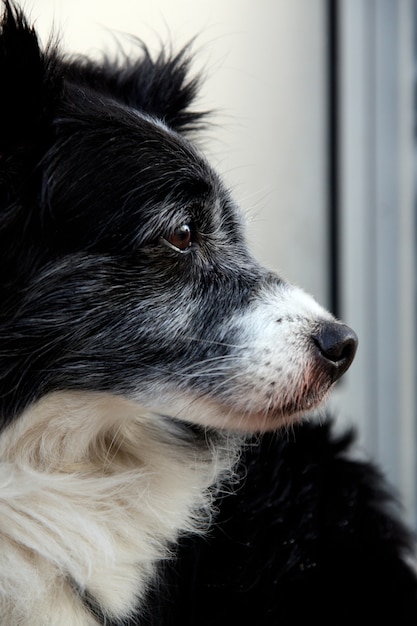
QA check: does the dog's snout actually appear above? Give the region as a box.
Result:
[312,322,358,382]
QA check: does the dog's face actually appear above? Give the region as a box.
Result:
[0,4,357,433]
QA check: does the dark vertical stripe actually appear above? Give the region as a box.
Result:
[327,0,340,317]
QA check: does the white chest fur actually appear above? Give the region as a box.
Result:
[0,392,239,625]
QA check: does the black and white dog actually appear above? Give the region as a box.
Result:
[0,2,412,625]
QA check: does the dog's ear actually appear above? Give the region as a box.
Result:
[0,1,62,167]
[120,45,207,133]
[66,43,207,135]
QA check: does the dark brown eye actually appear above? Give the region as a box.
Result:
[163,224,193,252]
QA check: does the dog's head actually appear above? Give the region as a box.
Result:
[0,2,357,433]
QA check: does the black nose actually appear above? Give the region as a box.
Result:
[312,322,358,382]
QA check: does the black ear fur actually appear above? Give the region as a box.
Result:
[63,42,207,134]
[122,44,206,132]
[0,1,62,162]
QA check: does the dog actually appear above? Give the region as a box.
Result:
[0,2,358,624]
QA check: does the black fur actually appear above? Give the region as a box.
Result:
[143,418,417,625]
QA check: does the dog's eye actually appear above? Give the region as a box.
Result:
[161,224,193,253]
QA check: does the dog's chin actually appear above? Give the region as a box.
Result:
[210,397,330,434]
[154,385,333,435]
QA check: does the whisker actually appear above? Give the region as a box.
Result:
[178,334,249,350]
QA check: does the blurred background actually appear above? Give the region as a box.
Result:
[24,0,417,529]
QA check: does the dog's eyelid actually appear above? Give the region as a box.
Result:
[159,236,193,254]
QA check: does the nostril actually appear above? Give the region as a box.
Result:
[312,322,358,379]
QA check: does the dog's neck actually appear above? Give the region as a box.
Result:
[0,391,240,625]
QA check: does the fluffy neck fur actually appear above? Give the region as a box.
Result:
[0,391,240,625]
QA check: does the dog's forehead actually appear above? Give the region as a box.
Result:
[54,90,219,200]
[133,111,216,187]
